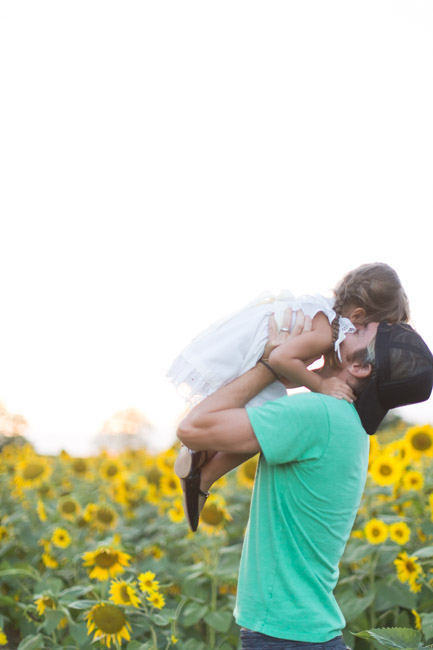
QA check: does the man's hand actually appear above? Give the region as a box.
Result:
[262,308,312,362]
[317,376,355,403]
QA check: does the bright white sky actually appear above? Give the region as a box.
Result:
[1,1,432,456]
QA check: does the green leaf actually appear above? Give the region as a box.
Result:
[421,613,433,642]
[0,567,40,580]
[412,546,433,558]
[375,579,417,611]
[150,610,172,626]
[126,642,151,650]
[204,609,233,632]
[336,590,375,623]
[69,620,91,645]
[341,542,375,564]
[16,634,45,650]
[181,601,209,626]
[181,640,206,650]
[42,608,66,634]
[58,585,94,603]
[67,599,98,609]
[354,627,421,650]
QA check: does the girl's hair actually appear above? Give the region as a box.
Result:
[331,263,410,344]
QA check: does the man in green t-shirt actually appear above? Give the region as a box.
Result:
[177,316,433,649]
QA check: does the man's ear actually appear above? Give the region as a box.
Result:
[349,362,373,379]
[349,307,367,324]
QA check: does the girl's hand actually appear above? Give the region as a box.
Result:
[317,377,355,403]
[262,308,312,361]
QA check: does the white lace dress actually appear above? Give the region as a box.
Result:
[166,291,355,408]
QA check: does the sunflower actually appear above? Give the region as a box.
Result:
[138,570,160,594]
[350,530,364,540]
[14,456,52,489]
[364,518,388,544]
[409,580,423,593]
[237,455,259,489]
[42,551,59,569]
[167,498,184,523]
[0,628,8,646]
[386,439,413,467]
[199,495,232,536]
[411,609,421,630]
[100,459,124,482]
[405,425,433,459]
[35,595,56,616]
[155,448,177,473]
[368,435,381,467]
[146,591,165,609]
[389,522,411,545]
[143,545,164,561]
[109,579,141,608]
[0,526,9,541]
[394,551,424,585]
[146,465,163,487]
[369,454,403,486]
[402,470,424,491]
[85,603,131,648]
[51,528,71,549]
[70,457,91,478]
[36,499,47,522]
[82,547,131,581]
[146,483,162,506]
[58,496,81,522]
[84,504,118,531]
[160,473,182,498]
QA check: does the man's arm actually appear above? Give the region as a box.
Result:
[177,309,307,454]
[177,361,274,454]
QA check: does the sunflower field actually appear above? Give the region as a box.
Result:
[1,422,433,650]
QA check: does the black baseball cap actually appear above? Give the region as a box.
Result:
[356,322,433,435]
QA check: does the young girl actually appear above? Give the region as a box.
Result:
[167,262,410,530]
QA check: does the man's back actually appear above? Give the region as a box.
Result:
[234,392,370,642]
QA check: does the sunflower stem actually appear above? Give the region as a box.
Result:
[207,570,218,649]
[150,624,158,649]
[369,551,379,629]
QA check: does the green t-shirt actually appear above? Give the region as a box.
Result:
[234,392,370,642]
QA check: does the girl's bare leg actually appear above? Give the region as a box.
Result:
[200,452,256,493]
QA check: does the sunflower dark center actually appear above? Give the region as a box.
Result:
[95,551,119,568]
[61,500,77,514]
[97,508,115,524]
[380,465,392,476]
[23,463,44,480]
[120,585,130,601]
[201,504,224,526]
[412,433,432,451]
[92,605,125,633]
[73,459,87,473]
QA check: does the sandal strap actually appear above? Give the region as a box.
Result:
[199,488,209,499]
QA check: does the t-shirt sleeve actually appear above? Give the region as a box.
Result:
[246,393,330,464]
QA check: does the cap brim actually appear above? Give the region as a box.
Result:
[355,376,388,435]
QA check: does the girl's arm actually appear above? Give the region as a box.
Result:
[268,312,355,401]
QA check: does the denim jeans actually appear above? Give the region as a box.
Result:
[240,628,348,650]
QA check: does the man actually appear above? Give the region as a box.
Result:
[177,314,433,649]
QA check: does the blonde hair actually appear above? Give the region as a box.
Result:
[331,263,410,344]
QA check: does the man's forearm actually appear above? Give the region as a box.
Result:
[189,362,275,417]
[176,362,276,453]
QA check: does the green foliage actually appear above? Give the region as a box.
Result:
[1,421,433,649]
